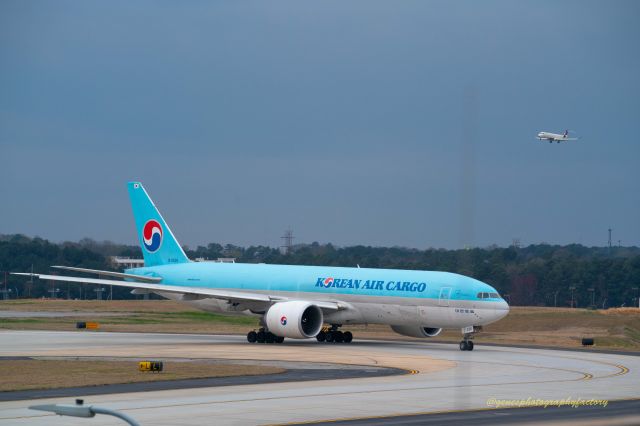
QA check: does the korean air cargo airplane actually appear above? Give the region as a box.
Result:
[16,182,509,351]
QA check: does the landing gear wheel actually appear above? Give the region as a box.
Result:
[325,331,335,343]
[343,331,353,343]
[247,331,257,343]
[275,336,285,344]
[265,332,275,344]
[316,331,326,342]
[333,331,344,343]
[459,341,474,351]
[256,330,266,343]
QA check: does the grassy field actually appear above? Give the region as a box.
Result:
[1,299,639,351]
[0,359,284,391]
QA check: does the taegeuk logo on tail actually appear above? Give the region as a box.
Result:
[143,219,163,253]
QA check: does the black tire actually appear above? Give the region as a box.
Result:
[316,331,326,342]
[459,341,467,351]
[275,336,285,343]
[467,341,474,351]
[257,331,266,343]
[334,331,344,343]
[247,331,257,343]
[343,331,353,343]
[265,332,275,344]
[325,331,335,343]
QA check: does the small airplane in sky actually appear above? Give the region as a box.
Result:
[537,130,579,143]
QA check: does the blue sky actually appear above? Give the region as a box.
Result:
[1,1,638,249]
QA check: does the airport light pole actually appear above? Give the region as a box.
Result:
[30,399,139,426]
[1,271,9,300]
[569,286,576,308]
[0,288,11,300]
[588,288,595,308]
[94,287,106,300]
[632,287,639,308]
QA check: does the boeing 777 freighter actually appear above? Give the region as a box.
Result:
[15,182,509,351]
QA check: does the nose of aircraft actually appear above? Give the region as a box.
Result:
[495,299,510,320]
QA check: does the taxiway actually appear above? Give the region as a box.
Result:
[0,330,637,425]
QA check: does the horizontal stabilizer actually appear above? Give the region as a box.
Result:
[51,266,162,282]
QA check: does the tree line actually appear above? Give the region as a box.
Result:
[1,234,639,307]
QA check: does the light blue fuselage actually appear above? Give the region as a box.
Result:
[128,262,509,329]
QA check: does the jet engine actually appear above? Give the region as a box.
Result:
[390,325,442,338]
[265,301,323,339]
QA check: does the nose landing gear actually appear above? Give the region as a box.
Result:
[459,340,474,351]
[459,326,481,351]
[316,325,353,344]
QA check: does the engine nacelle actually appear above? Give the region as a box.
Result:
[265,301,323,339]
[390,325,442,338]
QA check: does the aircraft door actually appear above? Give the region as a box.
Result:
[438,287,452,307]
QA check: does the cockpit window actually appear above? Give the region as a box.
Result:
[477,292,501,299]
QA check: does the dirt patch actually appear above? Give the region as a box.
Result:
[0,359,284,392]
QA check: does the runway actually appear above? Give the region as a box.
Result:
[0,330,638,425]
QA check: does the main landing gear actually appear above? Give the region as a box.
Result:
[247,328,284,344]
[316,325,353,344]
[459,326,481,351]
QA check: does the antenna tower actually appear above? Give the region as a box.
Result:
[281,228,294,255]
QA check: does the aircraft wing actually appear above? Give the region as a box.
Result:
[51,266,162,282]
[11,273,343,311]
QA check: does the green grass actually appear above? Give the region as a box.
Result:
[0,318,44,324]
[101,316,167,325]
[624,326,640,343]
[0,300,36,306]
[95,311,259,326]
[592,336,636,349]
[163,311,258,325]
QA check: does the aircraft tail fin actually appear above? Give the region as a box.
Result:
[127,182,190,267]
[563,130,569,137]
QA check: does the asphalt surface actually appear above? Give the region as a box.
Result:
[0,330,638,425]
[300,399,640,425]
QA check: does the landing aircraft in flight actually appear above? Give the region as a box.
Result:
[537,130,579,143]
[15,182,509,351]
